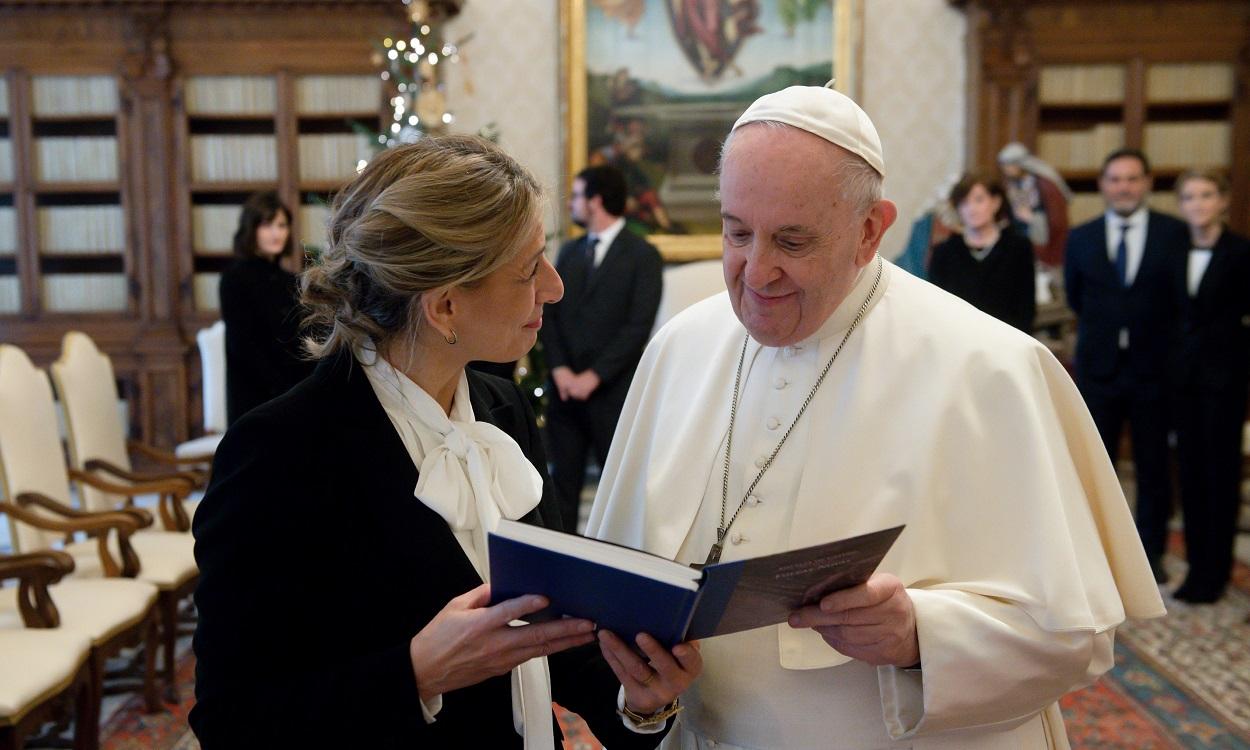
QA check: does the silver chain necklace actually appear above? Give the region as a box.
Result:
[705,256,883,567]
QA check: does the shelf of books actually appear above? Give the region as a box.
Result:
[183,75,279,313]
[1038,62,1235,228]
[180,74,381,314]
[30,75,129,315]
[1037,64,1127,228]
[294,74,381,257]
[0,77,16,315]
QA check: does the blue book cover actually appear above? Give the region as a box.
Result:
[489,522,905,649]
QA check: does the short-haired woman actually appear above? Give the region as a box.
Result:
[191,136,700,748]
[1167,169,1250,604]
[219,190,314,425]
[927,173,1036,332]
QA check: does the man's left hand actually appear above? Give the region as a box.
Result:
[598,630,702,715]
[787,573,919,667]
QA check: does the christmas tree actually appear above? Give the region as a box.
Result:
[356,0,550,417]
[367,0,473,147]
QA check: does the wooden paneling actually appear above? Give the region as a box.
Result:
[959,0,1250,234]
[0,0,402,447]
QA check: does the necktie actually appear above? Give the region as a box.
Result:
[583,234,598,284]
[1115,223,1130,286]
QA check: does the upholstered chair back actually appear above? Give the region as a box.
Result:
[49,332,132,514]
[197,320,227,435]
[0,345,79,552]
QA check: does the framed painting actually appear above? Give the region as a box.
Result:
[560,0,862,261]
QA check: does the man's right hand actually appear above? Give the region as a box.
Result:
[409,583,596,701]
[551,366,577,402]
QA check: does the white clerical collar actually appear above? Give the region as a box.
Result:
[794,254,891,348]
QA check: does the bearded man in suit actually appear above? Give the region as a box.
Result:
[541,164,662,533]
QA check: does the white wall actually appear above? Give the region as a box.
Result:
[861,0,966,259]
[444,0,562,239]
[444,0,967,260]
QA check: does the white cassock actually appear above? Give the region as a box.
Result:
[586,257,1165,750]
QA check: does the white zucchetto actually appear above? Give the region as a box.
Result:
[731,80,885,176]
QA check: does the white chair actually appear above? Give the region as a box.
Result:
[51,332,200,531]
[2,343,197,692]
[0,550,94,750]
[651,260,727,337]
[175,321,226,460]
[0,347,162,740]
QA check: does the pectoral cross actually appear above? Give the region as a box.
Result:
[704,527,727,567]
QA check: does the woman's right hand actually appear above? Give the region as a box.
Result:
[409,583,596,701]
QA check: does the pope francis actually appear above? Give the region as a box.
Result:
[585,83,1166,749]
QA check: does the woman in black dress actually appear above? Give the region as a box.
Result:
[191,136,700,749]
[1167,169,1250,604]
[218,191,314,425]
[928,173,1036,332]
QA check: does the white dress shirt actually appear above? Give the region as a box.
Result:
[1104,206,1148,286]
[1188,247,1214,297]
[589,216,626,268]
[1105,206,1149,348]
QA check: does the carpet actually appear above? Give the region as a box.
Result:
[1059,548,1250,749]
[100,649,199,750]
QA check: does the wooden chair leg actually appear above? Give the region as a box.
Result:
[160,592,177,701]
[74,651,103,750]
[73,660,97,750]
[143,614,160,713]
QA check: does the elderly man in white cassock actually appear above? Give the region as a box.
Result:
[585,83,1166,749]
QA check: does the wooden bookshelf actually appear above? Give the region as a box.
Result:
[0,1,403,449]
[0,76,15,315]
[293,73,383,260]
[9,74,135,317]
[961,0,1250,234]
[175,71,381,320]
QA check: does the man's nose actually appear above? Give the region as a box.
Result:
[742,244,780,289]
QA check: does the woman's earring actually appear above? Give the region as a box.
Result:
[444,329,458,345]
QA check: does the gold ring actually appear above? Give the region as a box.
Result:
[640,671,656,686]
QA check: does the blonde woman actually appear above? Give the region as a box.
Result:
[191,136,700,748]
[1167,169,1250,604]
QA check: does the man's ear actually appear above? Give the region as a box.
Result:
[587,193,605,218]
[858,199,898,266]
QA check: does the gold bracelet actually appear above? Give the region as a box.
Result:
[618,698,682,728]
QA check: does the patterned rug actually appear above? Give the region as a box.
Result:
[1059,546,1250,749]
[101,649,199,750]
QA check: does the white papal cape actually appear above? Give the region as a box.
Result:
[586,258,1165,749]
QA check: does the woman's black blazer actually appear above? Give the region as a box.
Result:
[219,255,314,425]
[190,352,667,748]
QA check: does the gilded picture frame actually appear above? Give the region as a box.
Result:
[560,0,862,261]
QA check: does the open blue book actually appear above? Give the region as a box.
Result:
[488,521,905,648]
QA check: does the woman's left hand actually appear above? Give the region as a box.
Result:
[598,630,703,715]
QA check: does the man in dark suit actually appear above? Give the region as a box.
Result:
[1064,148,1188,581]
[541,165,663,533]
